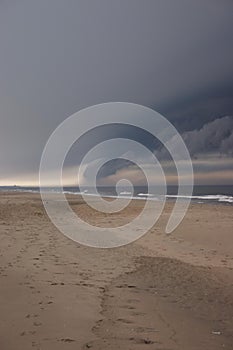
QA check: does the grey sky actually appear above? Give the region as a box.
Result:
[0,0,233,185]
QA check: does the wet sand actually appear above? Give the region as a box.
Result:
[0,192,232,349]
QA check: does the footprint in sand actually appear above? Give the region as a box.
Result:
[116,318,133,324]
[60,338,76,343]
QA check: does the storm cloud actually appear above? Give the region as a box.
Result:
[182,116,233,157]
[80,115,233,185]
[0,1,233,185]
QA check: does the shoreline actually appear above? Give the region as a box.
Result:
[1,189,233,210]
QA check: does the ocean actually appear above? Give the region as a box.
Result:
[0,185,233,204]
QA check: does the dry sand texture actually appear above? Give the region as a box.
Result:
[0,192,232,349]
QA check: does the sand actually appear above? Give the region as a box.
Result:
[0,192,232,349]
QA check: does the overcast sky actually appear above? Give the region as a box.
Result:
[0,0,233,186]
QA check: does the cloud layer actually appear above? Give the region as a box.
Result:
[0,1,233,185]
[182,116,233,156]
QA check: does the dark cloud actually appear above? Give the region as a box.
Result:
[162,86,233,132]
[182,116,233,156]
[0,1,233,184]
[88,115,233,184]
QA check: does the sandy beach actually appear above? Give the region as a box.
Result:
[0,192,233,350]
